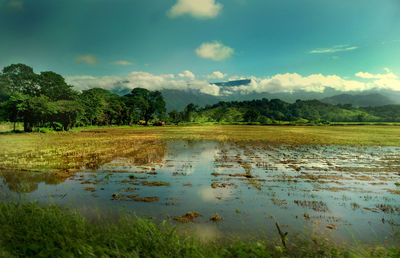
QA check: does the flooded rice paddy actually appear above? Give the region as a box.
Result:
[1,139,400,244]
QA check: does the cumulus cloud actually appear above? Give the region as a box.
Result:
[168,0,222,19]
[196,41,234,61]
[309,45,358,54]
[111,60,134,66]
[228,69,400,94]
[178,70,195,80]
[355,68,400,91]
[65,68,400,98]
[241,73,366,93]
[207,71,227,80]
[66,70,220,96]
[76,54,98,65]
[355,68,397,80]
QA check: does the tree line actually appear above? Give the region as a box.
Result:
[2,63,400,132]
[190,98,400,124]
[0,64,167,132]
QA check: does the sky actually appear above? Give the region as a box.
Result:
[1,0,400,95]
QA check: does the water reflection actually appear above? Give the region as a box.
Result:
[0,171,65,193]
[1,140,400,244]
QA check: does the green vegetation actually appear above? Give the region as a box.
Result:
[0,202,397,257]
[3,63,400,132]
[0,64,166,132]
[188,99,396,124]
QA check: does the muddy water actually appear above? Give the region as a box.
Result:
[1,140,400,243]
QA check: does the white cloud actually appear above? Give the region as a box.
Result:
[207,71,227,80]
[355,69,397,80]
[168,0,222,19]
[111,60,134,66]
[309,45,358,54]
[66,71,220,96]
[178,70,195,80]
[355,68,400,91]
[65,69,400,98]
[75,54,98,65]
[196,41,234,61]
[240,73,367,93]
[228,69,400,94]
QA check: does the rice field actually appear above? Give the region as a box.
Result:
[0,125,400,255]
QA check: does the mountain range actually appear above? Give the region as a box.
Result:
[110,79,400,111]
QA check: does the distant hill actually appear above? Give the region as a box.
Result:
[160,89,219,111]
[321,93,394,107]
[193,98,385,123]
[109,79,400,111]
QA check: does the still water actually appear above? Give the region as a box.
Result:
[1,140,399,243]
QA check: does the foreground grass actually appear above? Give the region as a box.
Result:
[1,125,400,173]
[0,202,398,257]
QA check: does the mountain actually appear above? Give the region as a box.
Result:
[160,89,219,111]
[321,93,395,107]
[213,79,251,87]
[109,79,400,111]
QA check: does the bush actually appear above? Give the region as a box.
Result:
[51,122,63,131]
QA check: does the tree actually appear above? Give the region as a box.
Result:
[149,90,166,121]
[2,92,28,131]
[20,95,54,132]
[168,110,181,125]
[211,106,226,122]
[182,103,199,122]
[124,88,166,124]
[52,100,83,131]
[243,109,260,122]
[79,88,129,126]
[0,74,11,102]
[79,88,108,125]
[39,71,77,101]
[1,64,40,96]
[105,95,129,125]
[357,113,367,122]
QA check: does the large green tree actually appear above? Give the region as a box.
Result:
[20,95,54,132]
[39,71,77,101]
[124,88,166,124]
[79,88,128,126]
[1,64,39,96]
[52,100,83,131]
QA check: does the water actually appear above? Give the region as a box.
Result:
[1,140,399,243]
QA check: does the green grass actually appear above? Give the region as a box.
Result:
[0,201,398,257]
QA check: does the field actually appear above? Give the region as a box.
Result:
[1,125,400,257]
[1,125,400,173]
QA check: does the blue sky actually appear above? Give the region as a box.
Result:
[1,0,400,94]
